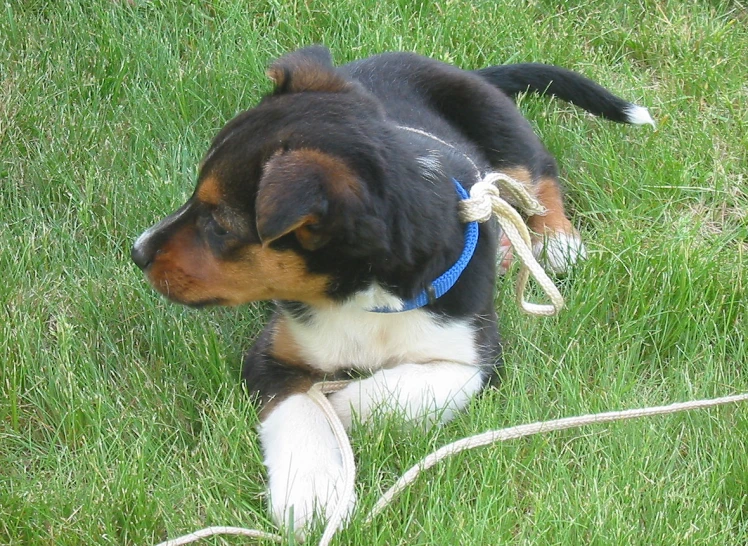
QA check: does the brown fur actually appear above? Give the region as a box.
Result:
[267,51,351,94]
[527,176,574,237]
[257,149,362,249]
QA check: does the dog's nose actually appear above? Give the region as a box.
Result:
[131,242,153,270]
[131,203,191,270]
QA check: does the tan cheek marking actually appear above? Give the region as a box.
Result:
[213,246,331,305]
[527,176,573,236]
[146,225,224,302]
[145,220,331,305]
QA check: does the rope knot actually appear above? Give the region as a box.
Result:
[459,171,564,316]
[458,181,498,223]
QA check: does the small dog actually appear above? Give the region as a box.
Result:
[132,46,652,533]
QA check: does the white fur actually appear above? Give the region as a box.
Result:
[623,104,656,127]
[532,231,587,274]
[358,283,406,313]
[415,151,444,183]
[329,361,485,429]
[286,285,479,375]
[260,394,356,536]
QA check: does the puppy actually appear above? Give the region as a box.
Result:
[132,46,652,534]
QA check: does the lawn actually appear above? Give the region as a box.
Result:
[1,1,746,544]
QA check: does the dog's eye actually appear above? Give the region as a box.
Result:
[207,216,229,238]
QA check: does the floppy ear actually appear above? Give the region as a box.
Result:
[266,45,351,94]
[255,150,361,251]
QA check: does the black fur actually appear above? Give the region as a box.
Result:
[475,63,636,123]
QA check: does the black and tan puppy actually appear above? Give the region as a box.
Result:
[132,46,652,533]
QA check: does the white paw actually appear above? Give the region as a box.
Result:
[268,456,356,538]
[532,231,586,274]
[260,394,356,539]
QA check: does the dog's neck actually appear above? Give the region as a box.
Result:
[364,178,479,313]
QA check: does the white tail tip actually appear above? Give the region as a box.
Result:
[624,104,656,127]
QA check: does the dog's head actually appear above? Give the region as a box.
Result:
[131,47,391,307]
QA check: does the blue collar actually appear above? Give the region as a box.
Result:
[370,178,479,313]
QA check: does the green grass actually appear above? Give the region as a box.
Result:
[1,0,747,544]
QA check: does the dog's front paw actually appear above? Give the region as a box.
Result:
[260,393,356,540]
[269,458,356,538]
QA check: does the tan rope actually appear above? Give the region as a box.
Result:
[154,527,282,546]
[306,383,356,546]
[365,392,748,522]
[459,172,564,315]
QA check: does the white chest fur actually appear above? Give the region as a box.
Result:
[285,286,478,374]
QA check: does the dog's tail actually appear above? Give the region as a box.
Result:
[474,63,654,126]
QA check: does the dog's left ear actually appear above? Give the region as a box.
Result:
[256,150,361,251]
[267,45,351,94]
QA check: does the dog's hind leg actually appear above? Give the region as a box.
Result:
[418,67,586,274]
[470,63,654,272]
[328,362,486,430]
[495,166,586,274]
[525,176,586,274]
